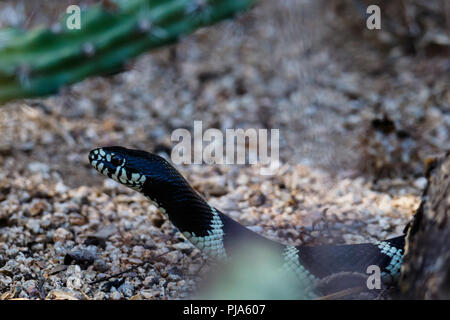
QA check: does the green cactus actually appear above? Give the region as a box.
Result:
[0,0,256,104]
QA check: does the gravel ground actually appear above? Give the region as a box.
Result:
[0,162,420,300]
[0,0,448,299]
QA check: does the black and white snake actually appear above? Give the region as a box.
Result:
[89,146,406,298]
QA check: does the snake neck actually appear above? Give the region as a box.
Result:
[141,176,211,231]
[140,177,283,261]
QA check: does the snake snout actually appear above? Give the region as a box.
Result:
[88,148,103,166]
[88,149,98,163]
[88,148,112,174]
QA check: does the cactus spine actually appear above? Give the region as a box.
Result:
[0,0,256,104]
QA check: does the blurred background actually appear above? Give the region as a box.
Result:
[0,0,448,300]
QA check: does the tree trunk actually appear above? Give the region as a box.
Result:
[399,152,450,299]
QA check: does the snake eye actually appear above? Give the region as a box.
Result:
[111,154,123,166]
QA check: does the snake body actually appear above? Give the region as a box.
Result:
[89,146,405,296]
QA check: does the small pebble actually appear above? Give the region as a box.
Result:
[64,249,96,268]
[27,162,50,174]
[53,228,73,242]
[93,259,108,273]
[119,282,134,297]
[66,276,83,290]
[110,291,122,300]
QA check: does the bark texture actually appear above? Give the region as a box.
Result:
[399,152,450,299]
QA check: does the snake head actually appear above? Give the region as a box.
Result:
[89,146,181,192]
[89,146,146,190]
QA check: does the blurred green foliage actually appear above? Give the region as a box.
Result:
[0,0,256,104]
